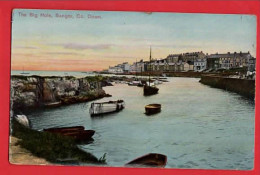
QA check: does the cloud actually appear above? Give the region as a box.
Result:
[47,43,113,50]
[12,53,41,57]
[14,46,39,49]
[43,52,84,56]
[105,55,137,59]
[153,43,200,49]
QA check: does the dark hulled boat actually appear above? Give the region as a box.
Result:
[43,126,85,133]
[125,153,167,167]
[62,130,95,141]
[43,126,95,141]
[143,85,159,96]
[145,103,161,115]
[143,47,159,96]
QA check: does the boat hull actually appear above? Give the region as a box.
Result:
[89,100,125,116]
[145,104,161,115]
[43,126,85,133]
[125,153,167,167]
[143,85,159,96]
[44,126,95,141]
[62,130,95,141]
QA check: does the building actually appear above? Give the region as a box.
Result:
[117,62,130,73]
[194,58,207,71]
[108,66,123,74]
[207,51,253,70]
[165,54,179,63]
[181,51,206,62]
[129,59,146,73]
[248,57,256,72]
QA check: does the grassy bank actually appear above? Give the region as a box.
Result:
[11,119,106,164]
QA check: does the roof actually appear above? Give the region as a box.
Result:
[207,52,251,59]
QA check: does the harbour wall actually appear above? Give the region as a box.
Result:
[115,71,237,78]
[11,75,109,111]
[200,76,255,100]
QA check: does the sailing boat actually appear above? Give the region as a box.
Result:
[20,66,30,75]
[143,47,159,96]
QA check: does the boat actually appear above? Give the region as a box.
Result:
[44,101,62,108]
[145,104,161,115]
[128,80,141,86]
[62,130,95,141]
[14,115,30,128]
[20,67,30,75]
[128,80,143,86]
[44,126,95,141]
[89,100,125,116]
[43,126,85,133]
[143,47,159,96]
[125,153,167,167]
[144,84,159,96]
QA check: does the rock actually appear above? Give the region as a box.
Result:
[11,75,107,111]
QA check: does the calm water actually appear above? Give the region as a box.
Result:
[11,70,95,78]
[25,77,255,170]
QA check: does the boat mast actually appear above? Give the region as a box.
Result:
[149,46,151,86]
[136,58,137,79]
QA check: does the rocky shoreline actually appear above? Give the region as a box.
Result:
[10,75,111,112]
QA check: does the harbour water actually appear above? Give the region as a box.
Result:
[24,76,255,170]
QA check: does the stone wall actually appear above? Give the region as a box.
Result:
[200,76,255,100]
[11,75,107,111]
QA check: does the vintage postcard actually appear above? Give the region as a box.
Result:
[10,9,256,169]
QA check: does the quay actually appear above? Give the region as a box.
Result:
[200,75,255,100]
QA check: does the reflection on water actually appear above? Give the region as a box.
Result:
[26,77,255,170]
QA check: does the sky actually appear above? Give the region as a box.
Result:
[11,9,257,71]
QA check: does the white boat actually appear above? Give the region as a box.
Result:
[89,100,125,116]
[14,115,30,128]
[128,81,142,86]
[153,79,163,85]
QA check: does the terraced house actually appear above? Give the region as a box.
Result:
[206,51,255,70]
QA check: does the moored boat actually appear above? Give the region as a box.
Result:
[44,101,62,108]
[143,47,159,96]
[14,115,30,128]
[128,81,141,86]
[145,104,161,115]
[44,126,95,141]
[43,126,85,133]
[89,100,125,116]
[144,85,159,96]
[125,153,167,167]
[62,130,95,141]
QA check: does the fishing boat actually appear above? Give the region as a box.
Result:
[43,126,85,133]
[62,130,95,141]
[143,47,159,96]
[144,84,159,96]
[125,153,167,167]
[145,104,161,115]
[44,126,95,141]
[89,100,125,116]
